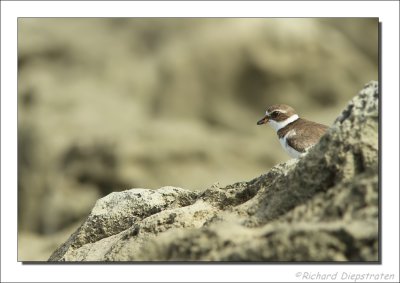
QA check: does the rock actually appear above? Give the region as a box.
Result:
[48,186,198,261]
[49,81,378,261]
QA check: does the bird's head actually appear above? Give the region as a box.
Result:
[257,104,299,131]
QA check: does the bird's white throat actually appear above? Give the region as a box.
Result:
[268,114,299,132]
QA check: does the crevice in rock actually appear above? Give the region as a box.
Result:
[353,151,366,174]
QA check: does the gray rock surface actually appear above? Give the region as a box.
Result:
[49,81,379,261]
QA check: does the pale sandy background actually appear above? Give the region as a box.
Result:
[17,18,378,260]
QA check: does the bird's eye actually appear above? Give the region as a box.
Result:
[271,112,278,118]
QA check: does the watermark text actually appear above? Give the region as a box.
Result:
[295,271,395,282]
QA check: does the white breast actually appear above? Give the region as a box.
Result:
[279,130,302,158]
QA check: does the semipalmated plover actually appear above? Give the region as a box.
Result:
[257,104,328,158]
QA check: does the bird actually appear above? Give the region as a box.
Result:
[257,104,328,158]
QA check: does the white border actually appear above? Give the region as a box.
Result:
[1,1,399,282]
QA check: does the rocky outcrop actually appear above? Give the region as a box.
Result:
[49,81,379,261]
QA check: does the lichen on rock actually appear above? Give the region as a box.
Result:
[49,81,379,262]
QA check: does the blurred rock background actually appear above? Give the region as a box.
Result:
[17,18,378,261]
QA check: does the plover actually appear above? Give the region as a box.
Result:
[257,104,328,158]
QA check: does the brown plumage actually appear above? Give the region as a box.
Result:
[257,104,329,157]
[277,118,328,153]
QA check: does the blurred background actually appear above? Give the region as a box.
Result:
[18,18,378,261]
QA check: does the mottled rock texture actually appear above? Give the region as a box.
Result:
[49,81,379,262]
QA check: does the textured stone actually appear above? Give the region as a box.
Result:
[49,81,379,262]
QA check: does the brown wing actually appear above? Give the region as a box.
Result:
[286,120,328,152]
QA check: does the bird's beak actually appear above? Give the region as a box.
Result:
[257,115,269,125]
